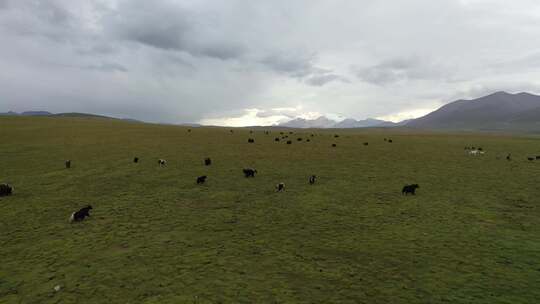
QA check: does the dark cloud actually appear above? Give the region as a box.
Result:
[260,52,347,86]
[0,1,76,41]
[260,52,318,78]
[305,74,349,87]
[355,57,450,85]
[107,0,245,60]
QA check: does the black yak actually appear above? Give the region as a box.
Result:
[287,140,292,145]
[309,175,317,185]
[204,158,212,166]
[506,154,511,161]
[133,157,139,163]
[158,159,167,167]
[0,183,13,197]
[402,184,420,195]
[248,138,255,143]
[364,142,369,146]
[70,205,93,222]
[65,160,71,169]
[197,175,207,184]
[276,182,285,192]
[528,157,535,161]
[332,144,337,147]
[275,137,280,142]
[243,168,257,177]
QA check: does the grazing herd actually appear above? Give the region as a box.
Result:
[468,149,485,156]
[466,146,539,161]
[7,129,540,226]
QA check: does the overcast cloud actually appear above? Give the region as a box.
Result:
[2,0,540,125]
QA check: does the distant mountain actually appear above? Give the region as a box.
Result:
[178,123,202,127]
[0,111,141,123]
[333,118,395,128]
[1,111,53,117]
[21,111,53,116]
[0,111,19,116]
[52,112,118,119]
[280,116,337,128]
[406,91,540,131]
[278,116,401,129]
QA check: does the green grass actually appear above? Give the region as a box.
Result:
[1,116,540,303]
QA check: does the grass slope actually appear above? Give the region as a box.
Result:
[1,116,540,303]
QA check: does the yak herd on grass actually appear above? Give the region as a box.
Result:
[3,129,535,224]
[0,130,409,223]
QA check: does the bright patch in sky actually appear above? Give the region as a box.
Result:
[377,108,438,123]
[199,109,288,127]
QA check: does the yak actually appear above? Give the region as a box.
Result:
[243,168,257,178]
[402,184,420,195]
[0,183,13,197]
[70,205,93,222]
[197,175,207,184]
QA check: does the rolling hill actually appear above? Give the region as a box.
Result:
[0,111,142,123]
[406,91,540,131]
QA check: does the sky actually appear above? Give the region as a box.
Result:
[2,0,540,126]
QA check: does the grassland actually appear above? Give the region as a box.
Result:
[1,116,540,303]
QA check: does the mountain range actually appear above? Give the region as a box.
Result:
[279,117,409,129]
[279,91,540,131]
[3,91,540,132]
